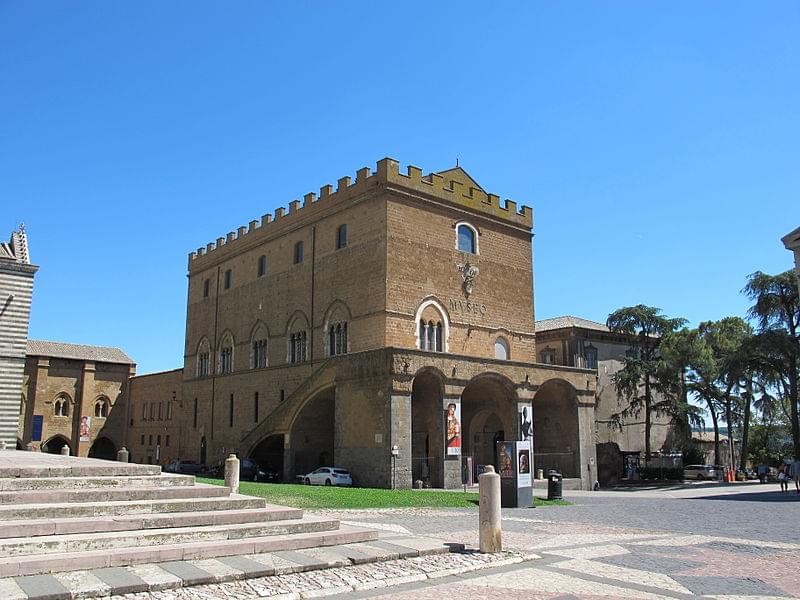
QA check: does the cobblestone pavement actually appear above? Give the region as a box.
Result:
[108,484,799,599]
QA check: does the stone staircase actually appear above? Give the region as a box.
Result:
[0,451,378,579]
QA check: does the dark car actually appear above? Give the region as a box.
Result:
[165,460,206,475]
[207,458,278,482]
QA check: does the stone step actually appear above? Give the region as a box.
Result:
[0,505,304,539]
[0,524,378,577]
[0,494,267,520]
[0,483,229,505]
[0,516,343,559]
[0,474,195,491]
[0,463,162,479]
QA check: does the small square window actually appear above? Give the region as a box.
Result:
[203,279,210,298]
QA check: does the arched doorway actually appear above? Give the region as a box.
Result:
[88,437,116,461]
[289,387,335,479]
[250,434,285,481]
[41,435,70,455]
[533,379,579,477]
[200,436,207,465]
[411,369,445,488]
[461,373,517,473]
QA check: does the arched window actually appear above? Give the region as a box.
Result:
[54,395,70,417]
[494,337,509,360]
[416,299,448,353]
[584,344,598,370]
[219,333,234,374]
[336,224,348,249]
[456,223,478,254]
[294,241,304,264]
[289,331,307,364]
[257,255,267,278]
[94,397,110,418]
[196,338,211,377]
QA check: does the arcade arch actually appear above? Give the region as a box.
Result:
[532,379,580,478]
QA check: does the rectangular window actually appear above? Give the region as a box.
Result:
[336,224,348,249]
[193,398,198,429]
[157,435,161,446]
[280,389,285,403]
[254,392,259,423]
[294,241,304,264]
[142,403,146,420]
[165,435,170,447]
[149,403,154,420]
[158,403,163,420]
[229,394,234,427]
[167,400,172,420]
[141,434,145,446]
[257,255,267,277]
[203,278,209,298]
[149,435,153,446]
[224,269,232,289]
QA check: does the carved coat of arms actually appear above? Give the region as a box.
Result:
[457,262,479,297]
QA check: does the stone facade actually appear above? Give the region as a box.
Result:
[129,158,598,489]
[535,316,685,485]
[126,368,182,465]
[0,225,37,448]
[19,340,135,457]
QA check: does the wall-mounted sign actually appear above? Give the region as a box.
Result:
[448,298,487,316]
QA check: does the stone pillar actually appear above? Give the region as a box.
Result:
[225,454,240,493]
[117,446,129,463]
[479,465,502,552]
[390,393,413,489]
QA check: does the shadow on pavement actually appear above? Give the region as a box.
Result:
[693,490,800,502]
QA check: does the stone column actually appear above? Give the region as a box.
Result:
[479,465,502,552]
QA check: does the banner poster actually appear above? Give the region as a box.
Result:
[498,441,514,478]
[79,416,91,442]
[445,401,461,456]
[518,403,533,443]
[517,441,532,487]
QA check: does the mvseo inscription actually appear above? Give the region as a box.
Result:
[449,298,487,316]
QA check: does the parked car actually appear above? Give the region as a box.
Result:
[206,458,278,482]
[302,467,352,486]
[165,460,206,475]
[683,465,718,480]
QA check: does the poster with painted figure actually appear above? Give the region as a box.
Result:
[517,441,532,487]
[79,416,91,442]
[445,401,461,456]
[499,441,514,478]
[518,403,533,442]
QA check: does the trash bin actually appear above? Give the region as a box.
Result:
[547,470,563,501]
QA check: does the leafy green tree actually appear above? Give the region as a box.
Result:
[606,305,687,462]
[743,270,800,459]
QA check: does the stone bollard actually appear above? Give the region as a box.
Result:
[0,440,6,450]
[225,454,240,494]
[117,447,129,463]
[60,445,70,456]
[478,465,502,553]
[536,468,544,480]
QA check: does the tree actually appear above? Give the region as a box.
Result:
[743,270,800,459]
[606,305,687,462]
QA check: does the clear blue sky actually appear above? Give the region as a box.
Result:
[2,2,798,375]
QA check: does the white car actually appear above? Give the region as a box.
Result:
[303,467,352,486]
[683,465,718,480]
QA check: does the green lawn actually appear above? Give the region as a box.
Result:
[197,478,570,509]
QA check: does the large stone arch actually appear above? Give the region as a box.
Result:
[411,367,446,487]
[461,372,519,474]
[88,437,117,461]
[286,385,335,480]
[41,435,71,455]
[533,378,580,477]
[250,434,285,480]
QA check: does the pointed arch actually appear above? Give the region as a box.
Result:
[218,330,235,374]
[322,300,352,357]
[249,320,270,369]
[196,336,211,377]
[286,311,310,364]
[414,297,450,353]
